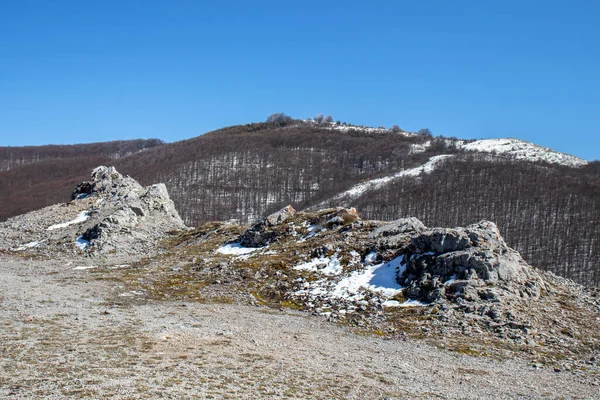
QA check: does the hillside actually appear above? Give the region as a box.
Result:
[1,120,598,287]
[0,138,164,171]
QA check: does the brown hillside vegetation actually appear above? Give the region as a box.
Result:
[0,138,164,171]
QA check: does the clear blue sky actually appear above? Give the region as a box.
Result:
[1,0,599,160]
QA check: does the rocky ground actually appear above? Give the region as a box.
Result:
[1,166,600,399]
[1,255,599,399]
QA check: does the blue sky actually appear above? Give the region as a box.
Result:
[1,0,599,160]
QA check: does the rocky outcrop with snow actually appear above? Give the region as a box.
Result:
[0,166,186,255]
[194,205,586,347]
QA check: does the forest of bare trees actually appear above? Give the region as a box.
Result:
[0,139,163,171]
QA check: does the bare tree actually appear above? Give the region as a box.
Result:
[267,113,292,125]
[390,125,402,133]
[314,113,324,124]
[417,128,432,137]
[323,115,333,123]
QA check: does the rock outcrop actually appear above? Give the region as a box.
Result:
[239,205,297,247]
[400,220,542,303]
[0,166,185,255]
[230,207,552,341]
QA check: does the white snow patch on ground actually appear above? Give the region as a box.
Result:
[298,223,321,242]
[294,254,343,276]
[461,138,587,167]
[75,236,89,250]
[47,211,90,231]
[364,251,378,265]
[216,243,259,255]
[119,290,145,297]
[72,265,98,270]
[315,155,453,207]
[323,123,416,137]
[444,274,457,285]
[383,299,427,307]
[332,256,405,299]
[12,241,40,251]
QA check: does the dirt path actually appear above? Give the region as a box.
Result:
[0,255,598,399]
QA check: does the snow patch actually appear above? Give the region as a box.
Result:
[294,254,343,276]
[298,222,320,242]
[47,211,90,231]
[323,123,416,137]
[409,141,431,154]
[444,274,457,285]
[461,138,587,167]
[73,265,97,270]
[332,256,405,299]
[216,242,259,255]
[119,290,145,297]
[75,236,89,250]
[12,241,40,251]
[383,299,427,307]
[364,251,378,265]
[316,155,453,207]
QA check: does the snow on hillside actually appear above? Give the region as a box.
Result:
[461,138,587,167]
[301,121,417,137]
[312,155,454,208]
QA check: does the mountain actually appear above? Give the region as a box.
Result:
[1,120,598,287]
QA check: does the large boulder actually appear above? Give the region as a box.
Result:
[240,205,297,247]
[399,220,541,302]
[80,168,185,253]
[370,217,426,249]
[1,166,186,256]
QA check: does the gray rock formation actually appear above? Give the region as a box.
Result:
[0,166,186,255]
[370,217,426,249]
[240,205,297,247]
[399,220,543,303]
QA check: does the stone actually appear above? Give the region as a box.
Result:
[370,217,426,238]
[265,205,296,226]
[3,165,186,255]
[239,205,296,247]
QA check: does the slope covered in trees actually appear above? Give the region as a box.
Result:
[0,138,164,171]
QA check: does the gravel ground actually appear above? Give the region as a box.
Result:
[0,255,598,399]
